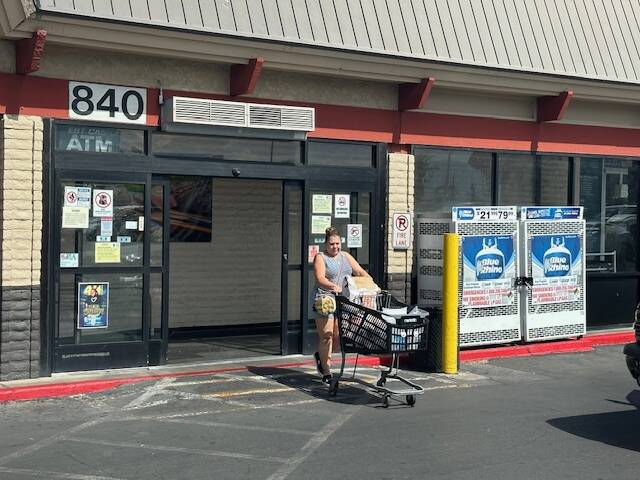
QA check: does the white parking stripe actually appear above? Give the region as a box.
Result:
[64,437,289,464]
[266,410,358,480]
[0,466,124,480]
[156,418,315,436]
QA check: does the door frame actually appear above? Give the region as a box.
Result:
[50,169,154,372]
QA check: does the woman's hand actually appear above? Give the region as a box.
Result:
[332,285,342,294]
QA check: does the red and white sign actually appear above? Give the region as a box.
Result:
[392,213,412,250]
[347,224,362,248]
[531,277,580,305]
[334,194,350,218]
[93,189,113,217]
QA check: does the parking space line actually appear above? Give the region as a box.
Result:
[266,410,358,480]
[156,418,315,436]
[64,437,289,464]
[0,466,125,480]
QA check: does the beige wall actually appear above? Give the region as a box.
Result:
[386,153,414,303]
[560,99,640,129]
[0,114,43,380]
[34,45,397,110]
[169,178,282,329]
[424,88,536,121]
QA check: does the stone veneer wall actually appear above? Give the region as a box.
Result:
[0,115,43,380]
[385,153,415,303]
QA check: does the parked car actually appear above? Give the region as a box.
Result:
[623,302,640,385]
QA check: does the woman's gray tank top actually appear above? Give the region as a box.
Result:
[316,252,352,293]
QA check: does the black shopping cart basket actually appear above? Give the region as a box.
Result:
[331,292,429,407]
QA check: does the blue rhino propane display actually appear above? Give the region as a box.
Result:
[462,235,516,308]
[530,234,582,304]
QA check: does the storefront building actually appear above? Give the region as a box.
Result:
[1,1,640,379]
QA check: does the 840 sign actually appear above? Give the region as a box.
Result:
[69,82,147,124]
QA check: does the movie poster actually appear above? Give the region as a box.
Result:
[77,282,109,329]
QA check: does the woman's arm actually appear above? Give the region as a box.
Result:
[313,255,342,293]
[344,252,370,277]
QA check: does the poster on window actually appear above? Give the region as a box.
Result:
[77,282,109,329]
[531,234,581,305]
[462,235,516,308]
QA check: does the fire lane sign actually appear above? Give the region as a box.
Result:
[392,213,412,250]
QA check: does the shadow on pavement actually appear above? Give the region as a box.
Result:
[246,365,408,408]
[547,390,640,452]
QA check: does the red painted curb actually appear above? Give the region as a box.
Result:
[459,331,634,362]
[0,331,633,403]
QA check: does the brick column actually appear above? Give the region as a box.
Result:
[0,115,43,380]
[385,153,414,303]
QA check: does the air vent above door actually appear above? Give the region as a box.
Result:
[163,97,315,139]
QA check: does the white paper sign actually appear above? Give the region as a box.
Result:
[60,253,79,268]
[347,224,362,248]
[138,216,144,231]
[392,213,412,250]
[334,194,350,218]
[64,186,79,207]
[77,187,92,207]
[125,221,138,230]
[312,195,332,214]
[311,215,331,234]
[93,190,113,217]
[62,206,89,229]
[101,219,113,236]
[117,236,131,243]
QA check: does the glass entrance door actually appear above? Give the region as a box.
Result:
[303,185,378,353]
[53,172,163,371]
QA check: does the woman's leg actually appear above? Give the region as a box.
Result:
[315,315,335,375]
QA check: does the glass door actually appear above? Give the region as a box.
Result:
[281,181,303,354]
[53,171,161,371]
[303,184,378,353]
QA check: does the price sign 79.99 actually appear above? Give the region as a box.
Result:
[68,82,147,125]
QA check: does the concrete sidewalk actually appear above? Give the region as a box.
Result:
[0,328,633,403]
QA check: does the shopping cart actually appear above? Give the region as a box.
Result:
[330,292,429,407]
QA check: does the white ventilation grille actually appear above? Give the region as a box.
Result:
[168,97,314,132]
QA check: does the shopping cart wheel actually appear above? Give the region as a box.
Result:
[376,377,386,387]
[382,395,389,408]
[328,379,339,397]
[406,395,416,407]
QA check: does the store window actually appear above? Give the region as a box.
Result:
[55,125,144,154]
[168,177,213,242]
[580,157,639,273]
[414,148,492,215]
[152,133,301,163]
[307,141,375,167]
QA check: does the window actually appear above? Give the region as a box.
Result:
[580,157,639,272]
[169,177,212,242]
[306,141,375,167]
[497,153,536,205]
[55,125,144,154]
[152,133,301,163]
[414,148,492,215]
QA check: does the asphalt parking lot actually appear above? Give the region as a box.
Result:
[0,347,639,480]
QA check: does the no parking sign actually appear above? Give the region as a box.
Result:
[392,213,412,250]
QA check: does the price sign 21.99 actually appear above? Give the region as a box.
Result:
[69,82,147,125]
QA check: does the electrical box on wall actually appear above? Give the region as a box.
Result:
[161,96,315,140]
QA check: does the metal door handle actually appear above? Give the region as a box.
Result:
[283,253,288,261]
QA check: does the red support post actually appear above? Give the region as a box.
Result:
[16,30,47,75]
[537,90,573,122]
[398,77,435,111]
[230,57,264,96]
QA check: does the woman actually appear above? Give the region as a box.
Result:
[313,226,370,382]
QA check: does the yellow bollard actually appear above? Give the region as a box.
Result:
[442,233,460,374]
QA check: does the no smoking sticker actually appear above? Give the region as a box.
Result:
[334,194,350,218]
[93,189,113,217]
[347,224,362,248]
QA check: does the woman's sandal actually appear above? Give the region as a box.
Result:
[322,374,332,384]
[313,352,323,376]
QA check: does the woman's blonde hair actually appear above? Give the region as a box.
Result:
[324,226,340,243]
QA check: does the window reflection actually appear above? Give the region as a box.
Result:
[414,148,492,214]
[580,157,639,272]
